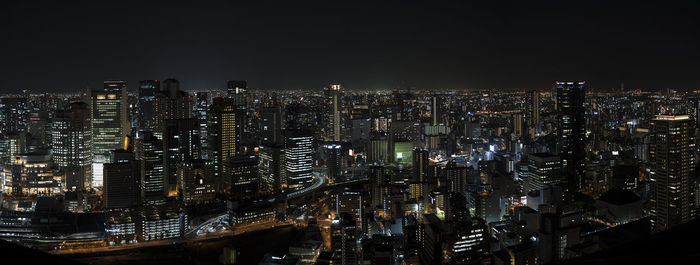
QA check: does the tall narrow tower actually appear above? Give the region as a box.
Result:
[555,81,587,193]
[649,114,696,232]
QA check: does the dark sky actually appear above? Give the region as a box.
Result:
[1,0,699,92]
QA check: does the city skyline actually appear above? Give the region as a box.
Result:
[2,1,700,265]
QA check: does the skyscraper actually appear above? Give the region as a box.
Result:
[324,84,344,141]
[135,131,164,204]
[284,129,314,190]
[260,106,283,146]
[52,101,92,190]
[162,119,201,197]
[0,97,29,134]
[194,92,209,156]
[226,80,247,107]
[208,97,245,192]
[413,148,429,182]
[152,79,193,136]
[91,81,129,156]
[138,80,160,131]
[555,81,587,193]
[91,81,129,187]
[649,114,696,232]
[104,149,141,209]
[523,153,562,192]
[529,89,540,135]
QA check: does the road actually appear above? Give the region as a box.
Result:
[287,172,327,199]
[50,219,294,255]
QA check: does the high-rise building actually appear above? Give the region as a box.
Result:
[555,81,587,193]
[260,106,283,146]
[258,145,283,193]
[325,143,343,180]
[91,81,129,156]
[649,114,696,232]
[529,89,540,135]
[52,101,92,190]
[335,189,363,222]
[208,97,245,191]
[0,97,29,134]
[135,131,164,204]
[104,149,141,209]
[413,148,429,182]
[180,159,215,205]
[153,79,193,136]
[432,95,439,126]
[162,119,201,197]
[138,80,160,131]
[194,92,209,156]
[227,80,248,106]
[324,84,344,141]
[227,154,259,195]
[446,218,489,264]
[284,129,314,190]
[331,213,358,265]
[512,113,523,138]
[523,153,562,192]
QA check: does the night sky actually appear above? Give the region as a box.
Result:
[1,0,699,92]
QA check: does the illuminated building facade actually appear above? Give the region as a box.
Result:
[180,160,215,205]
[91,80,129,156]
[135,131,164,204]
[283,129,313,190]
[52,101,92,190]
[649,114,696,232]
[523,153,562,192]
[0,97,29,134]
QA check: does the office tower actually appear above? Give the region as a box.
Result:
[523,153,562,192]
[324,84,344,141]
[529,89,540,134]
[208,97,245,191]
[227,80,247,106]
[649,114,696,232]
[325,143,342,180]
[260,106,283,146]
[52,101,92,190]
[0,97,29,134]
[91,81,129,156]
[28,109,50,145]
[103,149,141,209]
[331,213,358,265]
[180,159,214,205]
[555,81,587,192]
[335,189,363,222]
[135,131,165,204]
[444,161,468,195]
[447,217,489,264]
[513,113,523,137]
[286,103,312,130]
[283,129,313,190]
[138,80,160,131]
[162,119,201,197]
[413,149,429,182]
[432,95,439,126]
[152,78,193,135]
[258,145,283,193]
[227,154,259,195]
[194,92,209,156]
